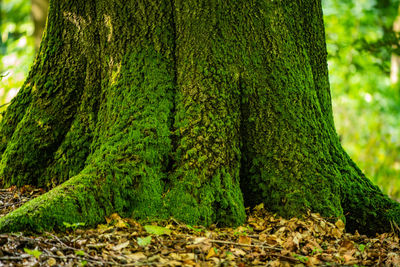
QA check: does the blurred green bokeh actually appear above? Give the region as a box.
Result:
[1,0,400,199]
[324,0,400,199]
[0,0,35,107]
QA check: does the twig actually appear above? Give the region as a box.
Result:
[208,239,310,263]
[209,239,282,251]
[0,102,10,109]
[46,232,77,250]
[0,255,30,260]
[43,233,110,264]
[1,201,27,208]
[43,249,114,266]
[44,234,133,265]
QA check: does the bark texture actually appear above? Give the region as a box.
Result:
[0,0,399,235]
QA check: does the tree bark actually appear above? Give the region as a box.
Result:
[0,0,399,235]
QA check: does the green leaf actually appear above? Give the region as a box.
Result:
[75,250,85,256]
[63,222,72,228]
[24,248,42,259]
[187,225,203,233]
[292,253,308,263]
[63,222,85,230]
[137,236,152,247]
[143,225,171,236]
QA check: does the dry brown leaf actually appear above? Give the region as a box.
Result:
[106,213,121,224]
[165,260,183,266]
[386,252,400,266]
[238,235,251,245]
[307,256,321,266]
[335,219,345,231]
[259,233,268,242]
[283,236,298,251]
[169,253,182,260]
[183,259,196,266]
[231,248,246,257]
[343,254,358,265]
[254,203,264,211]
[112,240,130,250]
[180,253,195,260]
[127,252,146,261]
[265,235,280,245]
[330,228,342,239]
[269,259,281,267]
[115,219,128,228]
[206,247,217,259]
[193,237,207,244]
[319,253,334,262]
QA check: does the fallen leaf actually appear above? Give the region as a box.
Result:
[206,247,217,259]
[193,237,207,244]
[24,248,42,259]
[126,252,146,261]
[144,225,172,236]
[335,219,345,231]
[112,241,130,251]
[47,257,57,266]
[238,235,252,245]
[137,236,152,247]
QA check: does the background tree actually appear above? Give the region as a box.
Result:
[0,0,35,105]
[323,0,400,200]
[31,0,49,51]
[0,0,400,235]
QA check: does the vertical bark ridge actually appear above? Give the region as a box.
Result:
[166,0,178,175]
[239,0,343,219]
[0,1,96,187]
[297,0,334,127]
[166,0,245,226]
[40,1,102,187]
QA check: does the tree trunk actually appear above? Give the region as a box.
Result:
[391,6,400,85]
[0,0,399,235]
[31,0,49,51]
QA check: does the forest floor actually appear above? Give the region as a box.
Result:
[0,186,400,266]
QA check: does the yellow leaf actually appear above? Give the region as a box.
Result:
[115,219,128,228]
[335,219,345,231]
[238,235,252,245]
[47,258,57,266]
[206,247,217,259]
[254,203,264,210]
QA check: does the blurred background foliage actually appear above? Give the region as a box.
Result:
[323,0,400,199]
[0,0,35,106]
[1,0,400,199]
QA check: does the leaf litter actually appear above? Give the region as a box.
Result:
[1,188,400,266]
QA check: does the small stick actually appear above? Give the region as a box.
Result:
[0,255,30,260]
[209,239,282,251]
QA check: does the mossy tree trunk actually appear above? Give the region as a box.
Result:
[0,0,399,235]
